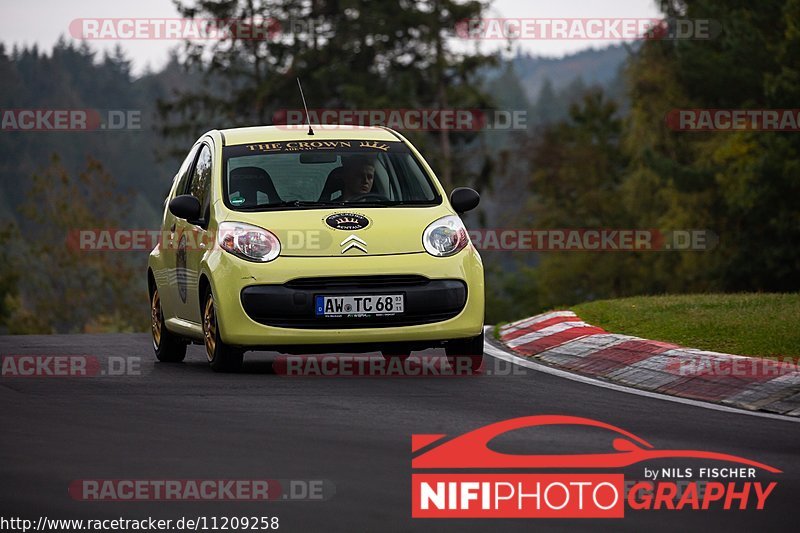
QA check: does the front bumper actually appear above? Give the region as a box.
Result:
[241,275,467,328]
[204,248,484,346]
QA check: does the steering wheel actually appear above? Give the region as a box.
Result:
[347,192,390,202]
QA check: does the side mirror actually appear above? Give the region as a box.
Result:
[449,187,480,214]
[169,194,202,222]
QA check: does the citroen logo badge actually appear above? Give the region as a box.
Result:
[340,235,367,254]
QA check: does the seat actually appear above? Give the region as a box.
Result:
[318,166,346,202]
[229,167,281,206]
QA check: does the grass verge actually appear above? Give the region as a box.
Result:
[570,293,800,358]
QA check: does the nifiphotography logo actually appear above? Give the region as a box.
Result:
[411,415,780,519]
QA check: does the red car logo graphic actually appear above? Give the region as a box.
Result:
[412,415,781,473]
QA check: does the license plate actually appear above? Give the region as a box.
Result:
[315,294,404,317]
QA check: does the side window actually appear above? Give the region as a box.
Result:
[174,144,200,198]
[188,143,213,212]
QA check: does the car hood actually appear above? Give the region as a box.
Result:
[219,204,454,257]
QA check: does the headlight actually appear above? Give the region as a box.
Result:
[422,215,469,257]
[218,221,280,262]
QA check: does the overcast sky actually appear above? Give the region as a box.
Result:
[0,0,662,76]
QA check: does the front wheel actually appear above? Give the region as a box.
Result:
[203,290,244,373]
[151,287,187,363]
[445,331,484,373]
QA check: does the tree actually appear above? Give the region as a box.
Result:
[621,0,800,293]
[8,156,147,333]
[0,223,19,330]
[509,0,800,316]
[523,89,637,308]
[160,0,496,189]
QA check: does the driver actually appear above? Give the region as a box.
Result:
[341,154,376,201]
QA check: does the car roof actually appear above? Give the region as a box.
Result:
[216,124,401,146]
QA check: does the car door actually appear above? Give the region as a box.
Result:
[157,142,200,323]
[175,141,214,323]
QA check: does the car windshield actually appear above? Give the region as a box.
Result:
[222,139,441,210]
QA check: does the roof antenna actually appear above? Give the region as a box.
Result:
[296,77,314,136]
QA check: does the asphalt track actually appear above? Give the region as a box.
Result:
[0,333,797,532]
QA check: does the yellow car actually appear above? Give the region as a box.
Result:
[147,125,484,372]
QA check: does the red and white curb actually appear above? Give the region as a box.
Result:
[497,311,800,417]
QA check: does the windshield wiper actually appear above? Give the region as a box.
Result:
[272,200,331,208]
[236,200,332,210]
[350,200,422,207]
[234,199,429,210]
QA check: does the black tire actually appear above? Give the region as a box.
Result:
[151,286,187,363]
[202,289,244,373]
[445,331,484,373]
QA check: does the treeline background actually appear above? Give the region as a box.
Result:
[0,0,798,333]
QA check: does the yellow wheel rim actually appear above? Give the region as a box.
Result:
[203,295,217,362]
[151,289,162,348]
